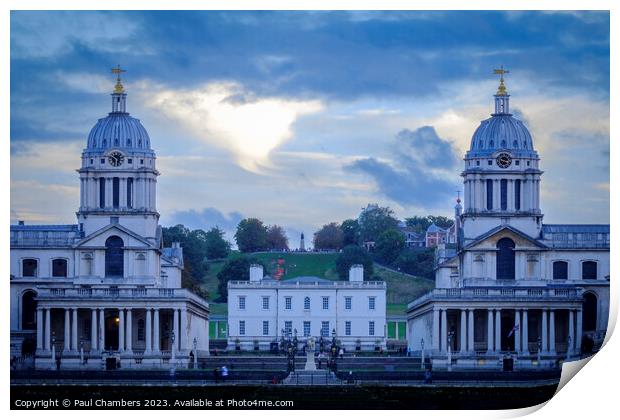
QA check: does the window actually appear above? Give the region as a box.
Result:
[100,158,105,164]
[238,296,246,310]
[553,261,568,280]
[321,321,330,337]
[369,321,375,336]
[21,290,37,330]
[515,179,521,210]
[52,259,68,277]
[303,321,311,337]
[345,321,351,336]
[486,179,493,210]
[488,160,492,165]
[137,319,145,341]
[262,321,269,336]
[140,159,144,165]
[239,321,246,336]
[127,178,133,208]
[345,296,352,310]
[527,161,531,166]
[112,177,120,208]
[99,178,106,208]
[476,160,480,166]
[90,158,94,165]
[515,160,520,166]
[368,296,376,310]
[22,259,38,277]
[500,179,507,210]
[127,158,133,164]
[262,296,270,310]
[284,321,292,337]
[322,297,329,310]
[285,296,292,310]
[496,238,515,280]
[105,236,124,277]
[304,296,310,310]
[583,292,598,331]
[582,261,597,280]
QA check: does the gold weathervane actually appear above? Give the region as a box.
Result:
[112,65,126,94]
[493,66,509,96]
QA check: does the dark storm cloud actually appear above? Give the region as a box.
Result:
[346,126,459,207]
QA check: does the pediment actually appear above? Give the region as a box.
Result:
[75,224,154,248]
[464,225,547,251]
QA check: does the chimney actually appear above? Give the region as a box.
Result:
[18,220,25,226]
[249,264,264,282]
[349,264,364,282]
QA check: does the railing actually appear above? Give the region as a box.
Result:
[50,288,65,296]
[229,280,386,289]
[408,286,582,309]
[36,287,193,300]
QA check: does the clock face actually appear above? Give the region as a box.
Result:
[496,153,512,168]
[108,151,124,167]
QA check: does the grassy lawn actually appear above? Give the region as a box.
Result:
[198,252,434,316]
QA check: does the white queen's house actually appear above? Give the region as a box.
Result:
[10,68,210,370]
[406,70,610,370]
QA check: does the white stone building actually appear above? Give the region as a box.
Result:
[228,265,386,351]
[10,68,210,369]
[406,71,610,369]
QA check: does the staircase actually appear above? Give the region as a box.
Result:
[283,370,341,385]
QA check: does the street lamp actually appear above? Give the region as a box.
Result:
[171,331,176,363]
[193,337,198,369]
[447,331,455,372]
[420,338,425,370]
[51,332,56,369]
[80,340,84,364]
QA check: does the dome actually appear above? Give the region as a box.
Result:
[468,114,535,157]
[86,112,152,152]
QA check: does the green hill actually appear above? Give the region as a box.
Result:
[200,252,434,316]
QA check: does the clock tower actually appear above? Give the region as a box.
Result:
[460,68,543,243]
[76,66,160,241]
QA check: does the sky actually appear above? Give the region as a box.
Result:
[10,10,610,247]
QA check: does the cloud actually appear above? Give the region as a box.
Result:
[345,126,459,207]
[145,81,323,172]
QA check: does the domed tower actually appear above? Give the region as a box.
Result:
[461,67,543,242]
[76,66,159,240]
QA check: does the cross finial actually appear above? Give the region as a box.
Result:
[456,188,461,204]
[493,65,509,96]
[111,64,126,94]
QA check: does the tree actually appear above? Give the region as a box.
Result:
[395,248,435,280]
[358,206,399,244]
[405,215,453,232]
[235,218,268,253]
[217,257,266,301]
[374,229,406,265]
[204,227,231,260]
[335,245,374,281]
[428,215,454,230]
[266,225,289,250]
[313,222,344,250]
[341,219,360,247]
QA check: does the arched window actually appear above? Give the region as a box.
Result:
[52,259,68,277]
[496,238,515,280]
[553,261,568,280]
[21,290,37,330]
[583,292,597,331]
[105,236,124,277]
[304,297,311,310]
[486,179,493,210]
[582,261,597,280]
[22,259,38,277]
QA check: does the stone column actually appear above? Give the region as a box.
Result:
[91,309,97,351]
[549,310,556,354]
[72,308,78,351]
[468,309,474,352]
[64,309,71,351]
[153,309,160,352]
[145,309,152,353]
[119,309,125,352]
[126,309,133,352]
[487,309,494,353]
[173,308,179,351]
[441,309,447,353]
[99,308,105,351]
[576,310,583,355]
[36,309,43,350]
[522,310,530,355]
[568,310,575,356]
[432,308,440,351]
[44,308,51,351]
[541,310,548,354]
[459,310,467,353]
[495,309,501,352]
[514,310,521,353]
[180,308,188,351]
